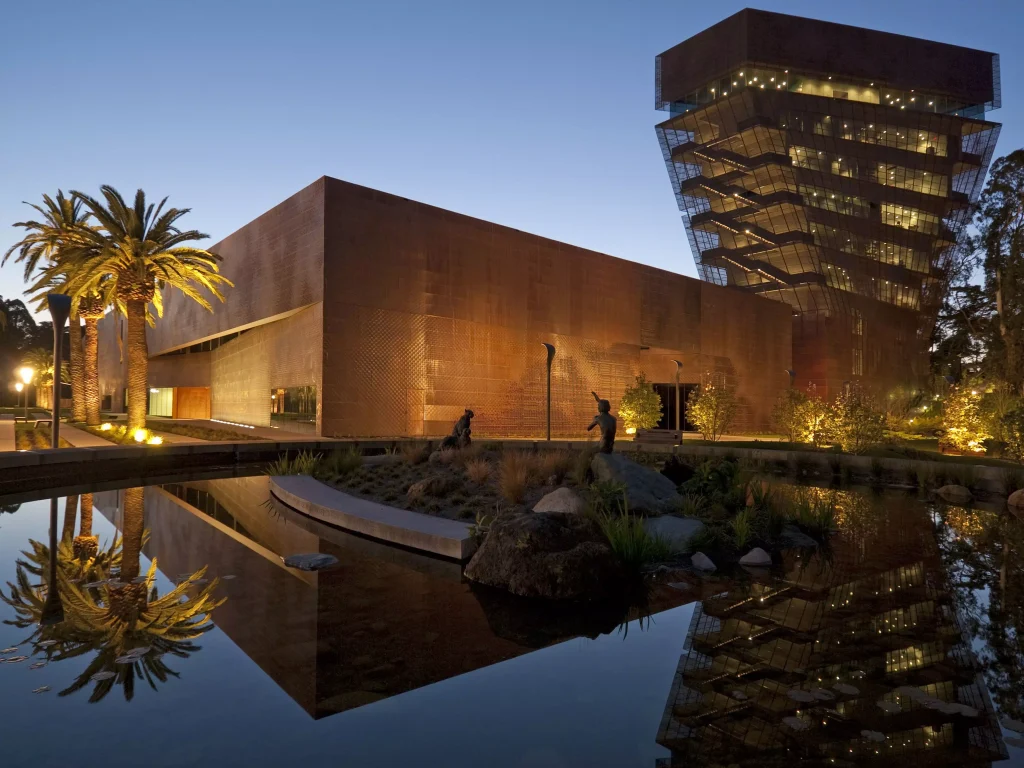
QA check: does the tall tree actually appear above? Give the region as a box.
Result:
[977,150,1024,394]
[60,187,231,431]
[2,192,93,419]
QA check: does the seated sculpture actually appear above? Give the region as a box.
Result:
[439,408,474,451]
[587,392,616,453]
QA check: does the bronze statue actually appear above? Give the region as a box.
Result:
[587,392,616,453]
[440,408,474,451]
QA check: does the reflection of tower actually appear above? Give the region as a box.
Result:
[655,494,1009,766]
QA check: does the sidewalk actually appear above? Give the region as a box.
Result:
[149,417,322,442]
[58,423,119,448]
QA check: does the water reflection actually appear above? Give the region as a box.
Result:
[1,490,224,702]
[656,490,1020,766]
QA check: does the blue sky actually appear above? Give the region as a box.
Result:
[1,0,1021,314]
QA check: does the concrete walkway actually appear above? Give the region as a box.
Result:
[0,416,14,452]
[58,423,119,448]
[148,417,321,442]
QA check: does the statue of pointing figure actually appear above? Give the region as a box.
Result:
[587,392,616,453]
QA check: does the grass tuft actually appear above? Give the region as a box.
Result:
[464,457,492,484]
[266,450,322,476]
[499,451,533,503]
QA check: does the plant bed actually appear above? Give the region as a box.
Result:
[15,424,72,450]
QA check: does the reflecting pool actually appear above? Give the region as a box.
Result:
[0,477,1021,767]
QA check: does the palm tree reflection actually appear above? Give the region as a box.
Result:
[1,487,225,702]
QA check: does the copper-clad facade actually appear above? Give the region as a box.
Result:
[98,177,791,437]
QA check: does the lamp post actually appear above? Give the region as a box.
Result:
[39,497,63,626]
[17,366,33,419]
[14,382,24,418]
[672,360,683,438]
[46,294,72,449]
[541,343,555,441]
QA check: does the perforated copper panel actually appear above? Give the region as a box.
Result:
[211,305,322,429]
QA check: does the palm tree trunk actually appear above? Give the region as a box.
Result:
[125,300,149,432]
[83,316,101,425]
[120,487,145,582]
[62,494,79,543]
[69,315,86,423]
[73,492,98,560]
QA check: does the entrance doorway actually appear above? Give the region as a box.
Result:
[652,383,698,431]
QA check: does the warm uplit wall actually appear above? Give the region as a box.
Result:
[209,305,323,429]
[321,178,792,438]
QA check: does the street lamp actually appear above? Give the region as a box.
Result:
[46,294,72,449]
[672,360,683,437]
[16,366,33,419]
[14,382,24,419]
[541,343,555,441]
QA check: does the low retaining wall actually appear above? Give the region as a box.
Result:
[269,475,476,561]
[634,442,1015,496]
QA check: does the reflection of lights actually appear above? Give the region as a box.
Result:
[211,418,255,429]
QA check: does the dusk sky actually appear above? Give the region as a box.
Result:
[1,0,1021,314]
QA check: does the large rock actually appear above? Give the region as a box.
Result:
[533,487,586,515]
[464,512,622,600]
[643,516,704,552]
[780,524,818,549]
[407,474,455,499]
[739,547,772,567]
[690,552,716,571]
[936,484,973,504]
[591,453,682,515]
[1008,489,1024,509]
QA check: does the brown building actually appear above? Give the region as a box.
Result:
[97,176,791,438]
[656,9,1001,397]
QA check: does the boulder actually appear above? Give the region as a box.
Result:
[739,547,772,567]
[1008,489,1024,509]
[780,524,818,549]
[283,553,339,571]
[464,512,623,600]
[936,484,973,504]
[407,474,455,499]
[643,516,704,552]
[591,452,682,515]
[690,552,716,571]
[660,455,695,486]
[533,487,586,515]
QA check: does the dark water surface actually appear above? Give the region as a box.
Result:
[0,476,1021,767]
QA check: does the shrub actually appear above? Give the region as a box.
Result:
[464,458,492,484]
[596,508,673,571]
[687,381,737,442]
[266,450,322,476]
[401,443,429,464]
[618,373,663,434]
[771,388,826,443]
[499,451,533,503]
[731,509,755,549]
[319,447,362,479]
[982,382,1021,444]
[821,387,884,453]
[1002,405,1024,462]
[589,480,628,516]
[943,382,991,453]
[788,491,837,540]
[869,458,885,484]
[677,492,708,518]
[537,449,573,483]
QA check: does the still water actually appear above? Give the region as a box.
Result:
[0,476,1020,767]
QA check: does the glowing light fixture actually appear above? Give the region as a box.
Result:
[133,429,148,443]
[100,423,112,431]
[17,367,33,385]
[14,382,23,393]
[147,436,163,445]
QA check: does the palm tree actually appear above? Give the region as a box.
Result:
[61,187,232,432]
[1,489,222,704]
[3,191,93,422]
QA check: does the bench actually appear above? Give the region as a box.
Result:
[34,419,52,428]
[635,429,682,445]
